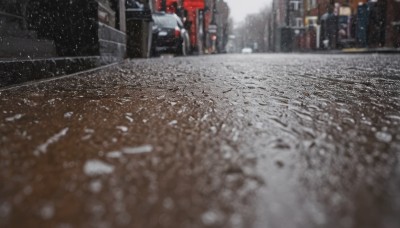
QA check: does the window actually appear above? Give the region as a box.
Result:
[308,18,317,26]
[295,18,303,27]
[290,1,301,11]
[311,0,317,8]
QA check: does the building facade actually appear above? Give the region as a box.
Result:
[270,0,400,52]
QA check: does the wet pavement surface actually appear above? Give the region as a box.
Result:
[1,54,400,228]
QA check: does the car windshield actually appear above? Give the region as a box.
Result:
[153,15,177,28]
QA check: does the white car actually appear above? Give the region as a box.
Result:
[241,48,253,54]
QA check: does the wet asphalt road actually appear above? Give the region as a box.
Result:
[1,54,400,228]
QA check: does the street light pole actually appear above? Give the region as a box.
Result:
[210,0,218,52]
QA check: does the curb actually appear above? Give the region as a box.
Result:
[0,56,124,88]
[0,61,120,92]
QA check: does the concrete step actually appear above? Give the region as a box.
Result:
[0,56,103,87]
[0,36,57,59]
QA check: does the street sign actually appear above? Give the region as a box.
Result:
[208,24,217,33]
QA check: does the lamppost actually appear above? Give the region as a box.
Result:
[209,0,218,52]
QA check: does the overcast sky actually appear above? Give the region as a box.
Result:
[225,0,271,24]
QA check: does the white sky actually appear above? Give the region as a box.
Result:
[225,0,272,24]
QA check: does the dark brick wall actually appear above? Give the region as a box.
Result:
[385,0,400,48]
[0,57,100,87]
[0,0,127,87]
[26,0,100,56]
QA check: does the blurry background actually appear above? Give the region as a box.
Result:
[0,0,399,86]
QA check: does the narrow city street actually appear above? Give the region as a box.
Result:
[1,54,400,228]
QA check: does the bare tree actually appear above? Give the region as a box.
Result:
[234,5,272,52]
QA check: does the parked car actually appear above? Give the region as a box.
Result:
[151,12,190,56]
[241,47,253,54]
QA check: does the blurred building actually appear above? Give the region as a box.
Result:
[385,0,400,48]
[202,0,231,53]
[271,0,304,52]
[154,0,230,53]
[270,0,400,52]
[271,0,287,51]
[215,0,230,52]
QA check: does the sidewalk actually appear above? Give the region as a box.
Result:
[341,47,400,54]
[307,47,400,55]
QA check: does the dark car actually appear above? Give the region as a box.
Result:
[151,12,190,56]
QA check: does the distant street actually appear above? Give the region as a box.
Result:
[1,54,400,228]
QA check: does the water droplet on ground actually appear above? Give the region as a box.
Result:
[163,198,174,209]
[40,204,54,220]
[116,126,128,132]
[89,180,103,193]
[64,112,73,118]
[5,114,23,122]
[0,202,11,218]
[84,128,95,134]
[106,151,122,158]
[83,159,114,176]
[202,210,221,226]
[168,120,178,126]
[122,145,153,154]
[125,116,133,123]
[375,131,392,143]
[33,128,69,156]
[23,186,32,195]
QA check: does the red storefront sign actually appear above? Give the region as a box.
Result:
[183,0,205,9]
